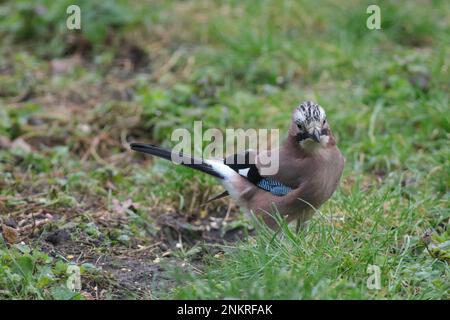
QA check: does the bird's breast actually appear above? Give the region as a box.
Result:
[306,148,344,204]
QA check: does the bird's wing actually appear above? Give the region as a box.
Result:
[203,149,293,205]
[223,150,293,197]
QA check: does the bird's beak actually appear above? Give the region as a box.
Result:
[311,130,321,143]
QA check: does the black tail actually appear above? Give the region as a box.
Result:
[130,143,224,179]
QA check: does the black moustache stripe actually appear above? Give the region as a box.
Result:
[296,132,310,142]
[296,130,329,142]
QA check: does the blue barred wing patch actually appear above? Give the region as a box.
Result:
[224,150,292,197]
[256,178,292,196]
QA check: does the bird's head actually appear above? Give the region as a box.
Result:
[290,101,330,148]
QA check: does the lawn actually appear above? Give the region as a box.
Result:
[0,0,448,299]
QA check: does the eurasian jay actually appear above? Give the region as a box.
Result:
[130,101,344,229]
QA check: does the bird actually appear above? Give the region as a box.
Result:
[130,101,344,230]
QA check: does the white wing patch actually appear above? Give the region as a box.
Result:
[238,168,250,177]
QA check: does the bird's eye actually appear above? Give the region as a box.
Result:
[323,119,326,125]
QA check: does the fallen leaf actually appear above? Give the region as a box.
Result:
[2,224,19,244]
[0,136,11,149]
[11,138,32,154]
[51,54,82,74]
[112,198,139,216]
[81,291,95,300]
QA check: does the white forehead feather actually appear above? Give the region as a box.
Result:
[293,101,326,124]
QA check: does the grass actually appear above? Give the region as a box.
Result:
[0,0,449,299]
[171,182,450,299]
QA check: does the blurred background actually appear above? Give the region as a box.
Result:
[0,0,448,299]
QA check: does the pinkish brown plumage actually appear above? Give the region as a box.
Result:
[131,101,344,230]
